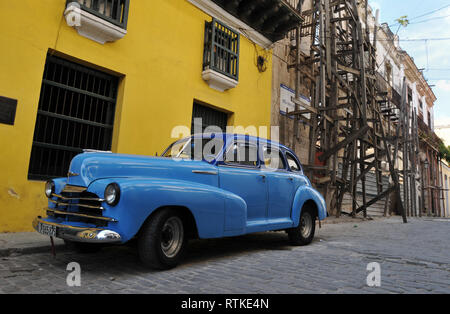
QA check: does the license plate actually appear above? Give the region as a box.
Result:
[37,222,57,237]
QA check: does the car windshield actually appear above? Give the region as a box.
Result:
[162,137,223,161]
[163,138,191,158]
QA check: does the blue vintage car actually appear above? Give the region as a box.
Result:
[33,133,327,269]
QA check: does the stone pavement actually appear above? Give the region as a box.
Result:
[0,216,448,294]
[0,232,64,257]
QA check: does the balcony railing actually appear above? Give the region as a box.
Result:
[391,88,402,108]
[283,0,303,11]
[67,0,130,29]
[418,115,432,132]
[209,0,303,42]
[376,72,388,93]
[418,115,442,149]
[203,19,240,81]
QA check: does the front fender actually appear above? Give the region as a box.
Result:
[291,185,327,227]
[87,178,247,242]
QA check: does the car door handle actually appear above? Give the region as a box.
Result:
[259,174,266,180]
[192,170,218,175]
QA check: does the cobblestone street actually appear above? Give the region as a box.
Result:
[0,217,449,294]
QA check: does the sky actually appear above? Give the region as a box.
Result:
[368,0,450,141]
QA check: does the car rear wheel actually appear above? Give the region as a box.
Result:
[287,205,316,246]
[138,209,187,270]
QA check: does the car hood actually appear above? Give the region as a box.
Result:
[66,152,218,187]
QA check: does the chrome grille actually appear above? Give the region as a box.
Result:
[47,185,115,227]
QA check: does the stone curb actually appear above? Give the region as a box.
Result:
[0,244,67,257]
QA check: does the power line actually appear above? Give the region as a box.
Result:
[399,37,450,42]
[388,3,450,28]
[408,13,450,25]
[409,3,450,21]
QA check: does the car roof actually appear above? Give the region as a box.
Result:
[190,133,291,152]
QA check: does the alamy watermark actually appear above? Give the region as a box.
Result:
[366,262,381,287]
[65,2,82,27]
[167,120,285,171]
[66,262,81,287]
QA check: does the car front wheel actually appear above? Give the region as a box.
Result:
[138,209,187,270]
[287,206,316,246]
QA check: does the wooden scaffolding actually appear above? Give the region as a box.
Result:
[285,0,418,222]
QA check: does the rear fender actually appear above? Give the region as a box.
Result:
[291,185,327,226]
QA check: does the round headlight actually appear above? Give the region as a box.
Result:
[104,183,120,206]
[45,181,55,198]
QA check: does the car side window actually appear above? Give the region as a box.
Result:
[286,152,301,172]
[262,146,286,170]
[224,141,259,167]
[163,137,223,162]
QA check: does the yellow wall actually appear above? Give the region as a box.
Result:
[441,162,450,217]
[0,0,272,232]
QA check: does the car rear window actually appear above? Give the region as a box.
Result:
[286,152,301,172]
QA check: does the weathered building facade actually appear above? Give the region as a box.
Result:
[271,0,444,218]
[401,50,443,217]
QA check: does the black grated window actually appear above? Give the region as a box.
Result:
[28,54,119,181]
[191,102,228,134]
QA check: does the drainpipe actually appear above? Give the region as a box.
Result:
[440,159,445,218]
[424,157,430,216]
[420,161,425,217]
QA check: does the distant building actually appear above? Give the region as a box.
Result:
[270,0,445,217]
[377,21,444,217]
[402,50,443,217]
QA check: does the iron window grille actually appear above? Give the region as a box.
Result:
[203,19,240,81]
[191,102,228,134]
[67,0,130,29]
[28,54,119,181]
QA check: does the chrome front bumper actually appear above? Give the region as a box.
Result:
[32,217,122,244]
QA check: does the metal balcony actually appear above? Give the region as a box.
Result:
[203,19,240,81]
[391,88,402,108]
[209,0,303,42]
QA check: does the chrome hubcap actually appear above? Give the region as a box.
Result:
[300,212,312,238]
[161,216,184,258]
